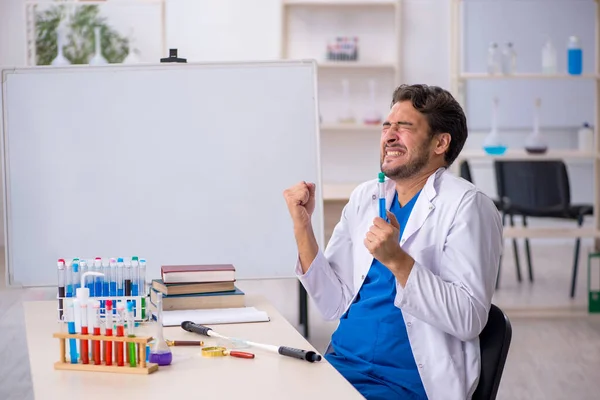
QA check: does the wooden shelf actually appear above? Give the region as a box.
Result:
[323,183,359,200]
[503,227,600,239]
[317,62,397,70]
[458,72,599,80]
[458,149,599,160]
[320,123,381,132]
[284,0,397,6]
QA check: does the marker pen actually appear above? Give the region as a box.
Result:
[378,172,386,220]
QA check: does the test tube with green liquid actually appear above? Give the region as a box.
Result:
[126,301,136,367]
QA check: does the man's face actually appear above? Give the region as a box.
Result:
[380,101,435,180]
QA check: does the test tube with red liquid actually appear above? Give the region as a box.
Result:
[116,301,125,366]
[105,300,113,366]
[80,301,89,364]
[93,301,101,365]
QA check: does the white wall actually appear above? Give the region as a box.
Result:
[0,0,596,244]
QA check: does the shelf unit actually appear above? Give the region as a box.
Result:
[281,0,402,201]
[449,0,600,244]
[24,0,166,67]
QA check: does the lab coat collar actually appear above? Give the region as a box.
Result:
[382,167,446,243]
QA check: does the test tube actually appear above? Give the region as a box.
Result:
[94,258,103,297]
[67,302,78,364]
[124,260,132,296]
[66,260,73,298]
[93,301,101,365]
[126,301,136,367]
[109,258,117,297]
[72,261,80,292]
[80,301,89,364]
[139,259,147,320]
[105,300,113,366]
[102,259,110,299]
[116,301,125,367]
[117,258,124,296]
[131,256,139,296]
[57,259,65,320]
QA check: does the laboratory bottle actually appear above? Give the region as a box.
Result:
[501,42,516,75]
[51,25,71,66]
[89,26,108,65]
[363,79,382,125]
[487,42,501,75]
[482,97,507,155]
[567,36,583,75]
[578,122,594,151]
[541,39,557,74]
[338,79,355,124]
[149,292,173,366]
[524,98,548,154]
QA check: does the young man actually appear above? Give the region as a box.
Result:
[283,84,503,400]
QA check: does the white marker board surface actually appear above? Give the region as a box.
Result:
[1,60,323,287]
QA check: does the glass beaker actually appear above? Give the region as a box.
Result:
[483,97,507,155]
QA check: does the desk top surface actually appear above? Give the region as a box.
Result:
[24,295,363,400]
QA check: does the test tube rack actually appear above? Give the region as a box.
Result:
[57,296,148,322]
[53,331,158,374]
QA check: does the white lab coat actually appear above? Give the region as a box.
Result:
[296,167,503,400]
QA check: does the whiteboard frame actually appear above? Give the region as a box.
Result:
[1,59,325,287]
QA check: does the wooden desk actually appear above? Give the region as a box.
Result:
[24,295,363,399]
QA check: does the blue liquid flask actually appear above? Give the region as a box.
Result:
[567,36,582,75]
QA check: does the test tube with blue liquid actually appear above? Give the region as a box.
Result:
[66,260,73,298]
[117,258,124,296]
[378,172,386,220]
[109,258,117,297]
[72,260,80,292]
[84,260,94,296]
[102,259,110,299]
[131,256,139,296]
[93,258,103,296]
[80,260,88,294]
[67,302,78,364]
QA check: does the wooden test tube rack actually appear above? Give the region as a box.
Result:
[53,332,158,374]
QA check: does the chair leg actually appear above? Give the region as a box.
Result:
[522,216,534,282]
[509,214,522,282]
[570,215,584,298]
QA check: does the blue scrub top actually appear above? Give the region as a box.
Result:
[326,190,427,400]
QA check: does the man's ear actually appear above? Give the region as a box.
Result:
[433,133,451,156]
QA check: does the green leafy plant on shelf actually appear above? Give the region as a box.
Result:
[36,4,129,65]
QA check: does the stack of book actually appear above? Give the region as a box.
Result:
[149,264,244,311]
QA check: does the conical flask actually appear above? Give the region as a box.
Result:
[51,19,71,66]
[482,97,507,155]
[89,27,108,65]
[149,292,172,365]
[525,98,548,154]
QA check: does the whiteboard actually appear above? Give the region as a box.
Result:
[1,61,323,287]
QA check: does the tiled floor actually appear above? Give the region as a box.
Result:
[2,226,600,399]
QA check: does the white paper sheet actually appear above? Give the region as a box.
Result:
[158,307,271,326]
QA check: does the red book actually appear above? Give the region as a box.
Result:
[161,264,236,284]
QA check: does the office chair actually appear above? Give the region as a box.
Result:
[459,160,521,288]
[473,304,512,400]
[494,160,593,298]
[323,304,513,400]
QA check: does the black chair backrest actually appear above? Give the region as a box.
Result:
[473,304,512,400]
[460,160,473,183]
[494,160,571,212]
